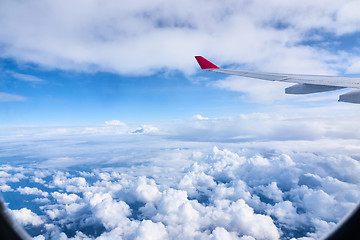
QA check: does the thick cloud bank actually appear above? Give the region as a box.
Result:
[1,141,359,239]
[1,0,360,75]
[1,112,360,239]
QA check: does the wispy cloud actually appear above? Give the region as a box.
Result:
[212,76,292,104]
[105,120,126,126]
[8,71,44,83]
[0,92,26,102]
[2,107,360,141]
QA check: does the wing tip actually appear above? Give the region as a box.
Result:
[195,56,220,69]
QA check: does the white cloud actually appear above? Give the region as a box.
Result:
[51,192,81,204]
[1,110,360,239]
[105,120,126,126]
[134,177,161,203]
[51,172,87,192]
[34,198,51,204]
[162,110,360,142]
[134,220,168,240]
[335,1,360,34]
[0,166,26,184]
[213,76,293,104]
[45,208,66,220]
[219,199,280,240]
[33,235,46,240]
[17,186,49,197]
[0,184,13,192]
[31,176,46,184]
[131,125,159,134]
[0,92,26,102]
[192,114,209,120]
[2,143,359,239]
[41,157,78,168]
[11,208,43,226]
[307,218,337,240]
[211,227,242,240]
[0,171,11,178]
[0,0,358,76]
[301,188,350,222]
[3,105,360,143]
[346,59,360,74]
[256,182,284,203]
[267,201,304,226]
[8,71,44,83]
[87,193,132,230]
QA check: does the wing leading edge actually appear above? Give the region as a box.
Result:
[195,56,360,104]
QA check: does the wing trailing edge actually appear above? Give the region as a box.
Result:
[339,90,360,104]
[285,84,344,94]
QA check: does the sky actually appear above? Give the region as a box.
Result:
[1,0,360,240]
[1,0,360,126]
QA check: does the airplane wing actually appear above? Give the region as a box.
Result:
[195,56,360,104]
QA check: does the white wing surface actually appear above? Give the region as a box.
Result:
[195,56,360,104]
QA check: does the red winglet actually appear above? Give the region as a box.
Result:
[195,56,220,69]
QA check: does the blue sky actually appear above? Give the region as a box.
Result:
[1,37,358,127]
[0,59,259,125]
[1,0,360,128]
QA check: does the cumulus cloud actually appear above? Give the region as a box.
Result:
[0,171,11,178]
[2,139,359,240]
[87,193,132,230]
[212,227,243,240]
[11,208,43,226]
[134,220,168,240]
[50,172,87,192]
[17,186,49,197]
[0,184,13,192]
[131,125,159,134]
[1,105,360,240]
[0,169,24,184]
[51,192,81,204]
[134,177,161,203]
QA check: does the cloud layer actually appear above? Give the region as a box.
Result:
[1,129,360,239]
[0,0,360,75]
